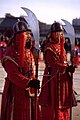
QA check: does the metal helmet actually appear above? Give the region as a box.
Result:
[51,22,63,32]
[13,20,31,34]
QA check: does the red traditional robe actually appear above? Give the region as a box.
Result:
[0,43,41,120]
[39,41,72,120]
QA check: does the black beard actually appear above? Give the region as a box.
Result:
[25,41,31,49]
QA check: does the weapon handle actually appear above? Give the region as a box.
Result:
[35,50,39,120]
[70,50,75,120]
[47,65,51,96]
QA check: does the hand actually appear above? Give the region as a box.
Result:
[28,79,40,89]
[66,65,76,73]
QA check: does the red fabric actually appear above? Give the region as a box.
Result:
[19,33,26,66]
[51,32,59,43]
[0,37,41,120]
[39,41,71,120]
[0,41,6,47]
[12,33,26,66]
[60,37,66,63]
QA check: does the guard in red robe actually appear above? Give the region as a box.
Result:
[39,22,77,120]
[0,21,40,120]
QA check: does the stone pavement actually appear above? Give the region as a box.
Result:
[72,66,80,120]
[0,61,80,120]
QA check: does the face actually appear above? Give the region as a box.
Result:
[60,32,64,39]
[59,32,65,43]
[25,31,33,49]
[65,38,69,43]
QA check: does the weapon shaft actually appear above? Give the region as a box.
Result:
[35,57,39,120]
[70,51,74,120]
[21,7,40,120]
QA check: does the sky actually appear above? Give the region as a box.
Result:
[0,0,80,24]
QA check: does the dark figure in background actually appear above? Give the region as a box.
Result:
[39,22,77,120]
[0,36,7,60]
[64,38,71,63]
[40,40,46,52]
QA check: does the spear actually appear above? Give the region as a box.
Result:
[62,19,75,120]
[21,7,40,120]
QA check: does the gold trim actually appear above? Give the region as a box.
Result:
[2,56,19,67]
[2,56,35,97]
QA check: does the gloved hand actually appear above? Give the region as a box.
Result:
[66,65,76,73]
[28,79,40,89]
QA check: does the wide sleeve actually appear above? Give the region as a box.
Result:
[4,59,30,90]
[45,49,67,74]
